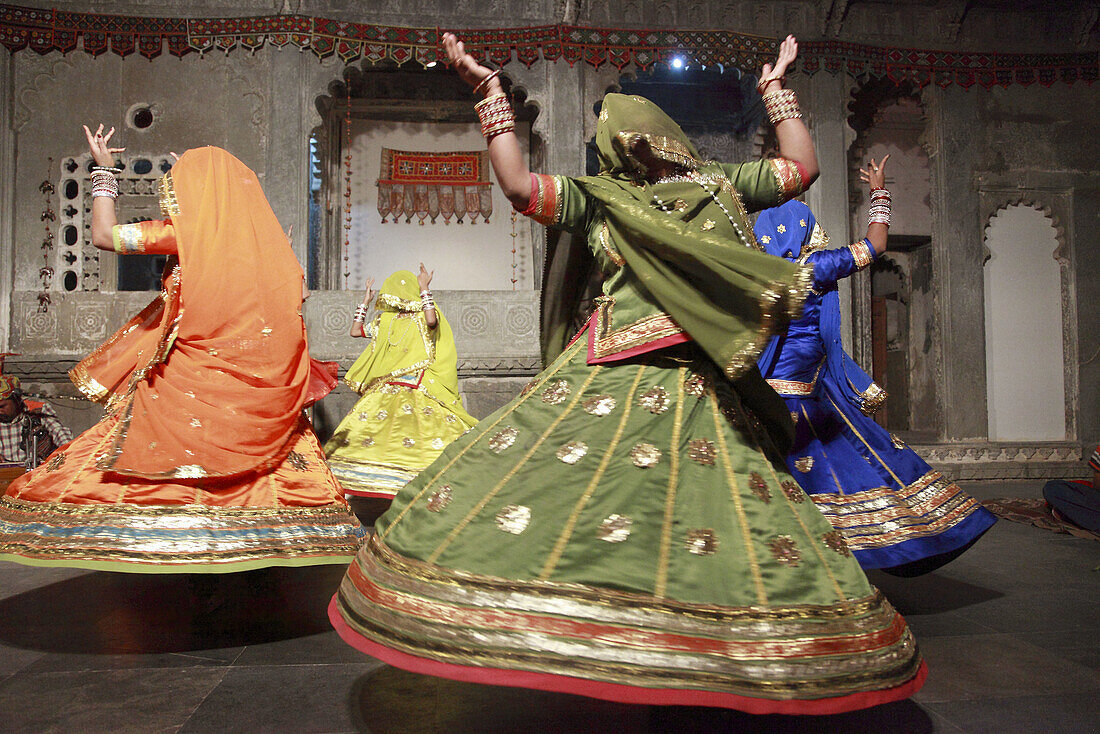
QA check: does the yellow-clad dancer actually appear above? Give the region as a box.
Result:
[325,266,476,499]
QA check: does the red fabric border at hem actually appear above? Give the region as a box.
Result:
[586,317,692,365]
[328,596,928,716]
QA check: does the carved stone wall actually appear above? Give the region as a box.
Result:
[2,1,1097,479]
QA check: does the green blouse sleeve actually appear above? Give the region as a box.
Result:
[522,174,594,235]
[718,158,805,213]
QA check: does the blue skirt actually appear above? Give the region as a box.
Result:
[779,384,996,573]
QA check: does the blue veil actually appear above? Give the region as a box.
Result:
[755,200,885,415]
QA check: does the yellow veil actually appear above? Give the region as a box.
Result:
[344,271,471,421]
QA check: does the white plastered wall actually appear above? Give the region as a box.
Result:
[983,204,1065,440]
[345,120,533,291]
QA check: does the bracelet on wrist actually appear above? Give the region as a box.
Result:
[472,69,502,97]
[762,88,801,125]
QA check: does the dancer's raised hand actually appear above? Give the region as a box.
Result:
[758,35,798,93]
[443,33,497,93]
[417,263,434,291]
[82,124,125,167]
[362,276,376,306]
[859,155,890,190]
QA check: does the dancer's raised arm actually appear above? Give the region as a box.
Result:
[82,124,125,251]
[858,155,891,255]
[443,33,531,209]
[757,36,819,186]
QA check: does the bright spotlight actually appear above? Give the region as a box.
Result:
[426,61,438,68]
[671,56,685,69]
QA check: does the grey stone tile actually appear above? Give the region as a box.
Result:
[0,563,89,601]
[912,633,1100,704]
[0,566,344,656]
[179,663,382,733]
[0,666,228,734]
[644,700,943,734]
[1016,630,1100,672]
[20,645,245,674]
[232,629,370,667]
[924,692,1100,734]
[351,665,653,734]
[0,641,46,680]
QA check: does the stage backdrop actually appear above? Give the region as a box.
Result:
[346,119,534,291]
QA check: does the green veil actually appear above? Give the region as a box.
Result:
[541,94,811,382]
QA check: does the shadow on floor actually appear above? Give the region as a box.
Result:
[349,666,937,734]
[0,564,347,655]
[867,570,1003,615]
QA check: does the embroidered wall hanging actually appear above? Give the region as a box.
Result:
[377,148,493,225]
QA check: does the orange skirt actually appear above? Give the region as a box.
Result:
[0,412,365,573]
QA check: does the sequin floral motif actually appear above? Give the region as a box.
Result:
[519,379,539,397]
[794,456,814,473]
[376,409,389,420]
[287,451,309,471]
[769,535,801,566]
[685,529,718,555]
[749,471,772,503]
[790,411,800,425]
[583,395,617,416]
[780,480,806,503]
[598,514,632,542]
[427,485,453,512]
[630,442,661,468]
[45,452,66,472]
[687,438,716,466]
[684,373,709,398]
[422,406,434,416]
[431,437,445,450]
[890,433,906,450]
[359,412,372,422]
[489,427,519,453]
[541,379,571,405]
[402,437,416,448]
[823,530,851,556]
[495,504,531,534]
[361,437,375,448]
[402,403,414,415]
[637,386,671,414]
[556,441,588,464]
[444,414,457,424]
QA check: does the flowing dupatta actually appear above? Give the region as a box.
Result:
[71,147,313,480]
[755,200,882,414]
[344,271,472,421]
[540,94,812,380]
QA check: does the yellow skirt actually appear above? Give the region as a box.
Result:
[325,381,476,499]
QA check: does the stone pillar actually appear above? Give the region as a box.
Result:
[510,61,590,289]
[264,50,312,270]
[922,85,987,441]
[0,47,12,350]
[794,71,857,353]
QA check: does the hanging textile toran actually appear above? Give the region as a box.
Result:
[377,149,493,225]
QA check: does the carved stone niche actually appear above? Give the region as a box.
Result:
[977,185,1078,445]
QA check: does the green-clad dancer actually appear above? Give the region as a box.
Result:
[330,33,927,714]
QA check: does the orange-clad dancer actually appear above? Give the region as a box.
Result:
[0,126,365,572]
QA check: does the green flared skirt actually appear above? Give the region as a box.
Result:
[331,334,925,713]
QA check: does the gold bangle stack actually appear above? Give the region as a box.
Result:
[762,89,802,125]
[475,93,516,140]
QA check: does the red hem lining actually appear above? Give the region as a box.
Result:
[328,596,927,715]
[586,318,692,365]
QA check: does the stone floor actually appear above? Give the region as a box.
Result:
[0,480,1097,733]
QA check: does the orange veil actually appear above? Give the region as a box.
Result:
[71,147,311,480]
